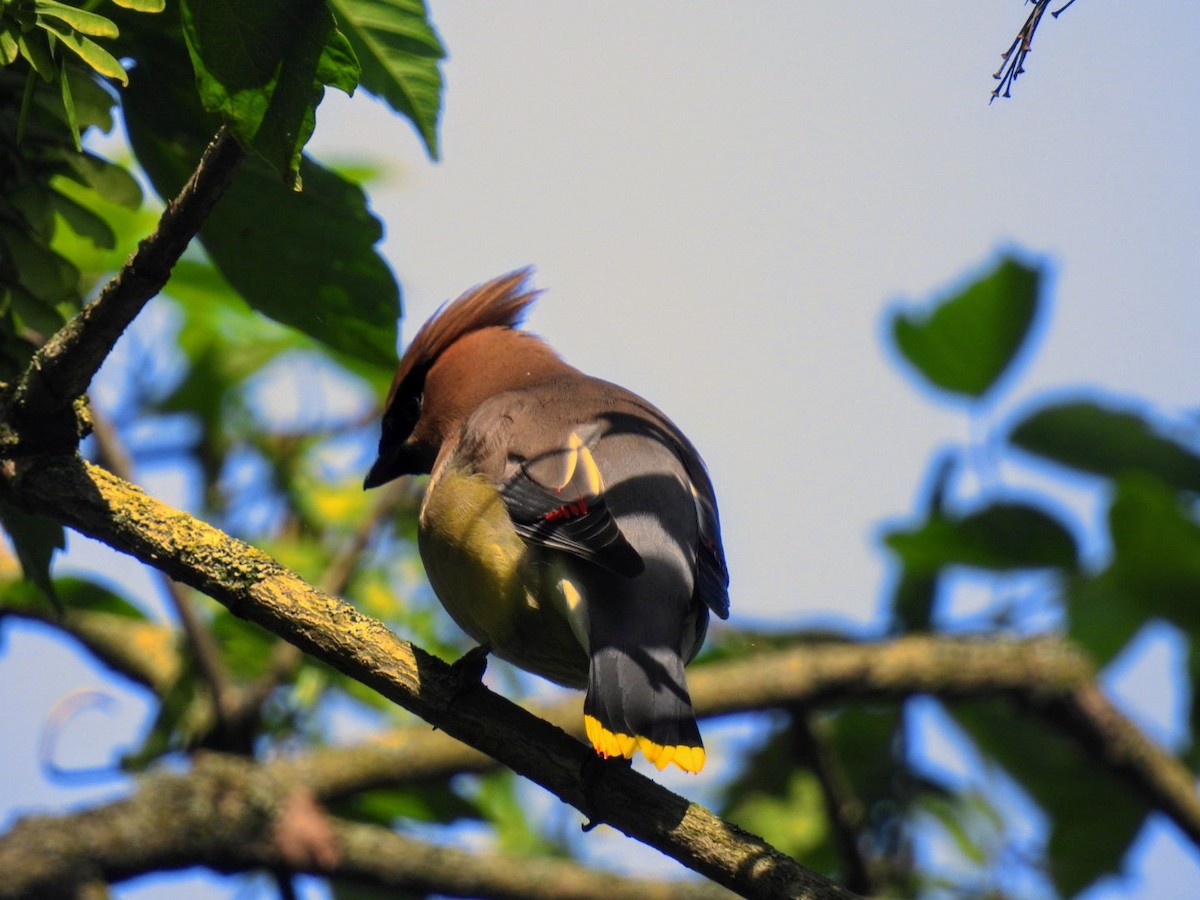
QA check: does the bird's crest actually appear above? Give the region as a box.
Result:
[386,268,541,407]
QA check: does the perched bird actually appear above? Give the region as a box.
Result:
[364,269,729,773]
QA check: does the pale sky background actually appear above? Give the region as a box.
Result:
[3,3,1200,898]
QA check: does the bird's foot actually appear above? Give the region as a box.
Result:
[432,644,492,723]
[452,642,491,684]
[578,749,632,832]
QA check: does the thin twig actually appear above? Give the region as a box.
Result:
[990,0,1080,102]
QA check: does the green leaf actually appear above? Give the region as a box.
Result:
[124,34,400,365]
[889,452,956,633]
[1,22,21,65]
[952,699,1146,897]
[53,576,149,618]
[181,0,356,181]
[50,185,117,248]
[336,784,481,828]
[1010,399,1200,492]
[123,664,207,769]
[329,0,444,158]
[1064,573,1148,668]
[0,223,80,305]
[890,256,1041,400]
[917,790,1004,868]
[210,607,277,678]
[1104,474,1200,635]
[35,0,120,38]
[318,27,360,96]
[109,0,166,11]
[472,770,559,857]
[59,151,144,209]
[59,55,81,151]
[39,21,128,84]
[203,156,399,366]
[885,501,1078,574]
[18,28,56,81]
[0,499,65,606]
[1186,643,1200,770]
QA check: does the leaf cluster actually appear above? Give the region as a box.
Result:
[714,256,1200,897]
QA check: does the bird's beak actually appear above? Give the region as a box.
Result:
[363,447,405,490]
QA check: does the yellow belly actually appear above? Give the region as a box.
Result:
[418,468,588,687]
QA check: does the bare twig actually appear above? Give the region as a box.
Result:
[991,0,1080,102]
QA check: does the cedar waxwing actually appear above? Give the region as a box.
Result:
[364,269,730,773]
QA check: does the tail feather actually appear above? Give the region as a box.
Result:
[583,645,704,773]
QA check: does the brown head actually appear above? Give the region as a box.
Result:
[364,268,570,487]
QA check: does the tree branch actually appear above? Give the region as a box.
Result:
[13,572,1200,860]
[10,128,245,450]
[0,753,735,900]
[791,715,874,895]
[1047,682,1200,849]
[0,454,856,900]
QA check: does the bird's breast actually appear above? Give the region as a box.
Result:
[418,466,588,686]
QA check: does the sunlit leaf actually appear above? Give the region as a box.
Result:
[49,187,116,248]
[1,22,21,65]
[35,0,120,38]
[58,152,144,209]
[329,0,444,158]
[181,0,358,180]
[108,0,166,11]
[39,22,128,84]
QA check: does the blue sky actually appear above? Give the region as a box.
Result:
[3,4,1199,897]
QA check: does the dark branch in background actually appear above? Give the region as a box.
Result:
[0,754,735,900]
[1046,683,1200,849]
[0,456,858,900]
[991,0,1080,101]
[792,715,874,896]
[11,128,245,450]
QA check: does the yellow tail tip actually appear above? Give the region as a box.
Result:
[583,715,706,773]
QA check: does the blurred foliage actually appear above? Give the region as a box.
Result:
[1,6,1198,900]
[722,254,1200,897]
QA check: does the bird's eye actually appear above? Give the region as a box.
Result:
[401,391,423,423]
